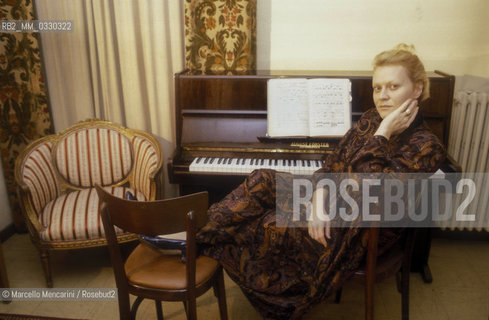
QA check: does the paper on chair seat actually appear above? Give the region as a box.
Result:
[156,231,186,241]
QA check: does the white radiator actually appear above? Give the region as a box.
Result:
[446,91,489,231]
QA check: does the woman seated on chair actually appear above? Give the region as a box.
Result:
[197,44,446,319]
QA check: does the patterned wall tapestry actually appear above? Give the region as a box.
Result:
[184,0,257,74]
[0,0,53,230]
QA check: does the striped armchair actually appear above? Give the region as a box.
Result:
[14,119,163,287]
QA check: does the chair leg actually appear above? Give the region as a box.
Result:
[365,281,374,320]
[182,301,188,317]
[186,297,197,320]
[334,288,342,304]
[365,228,379,320]
[396,271,402,293]
[39,249,53,288]
[401,229,416,320]
[213,267,228,320]
[401,267,410,320]
[131,296,144,320]
[154,300,163,320]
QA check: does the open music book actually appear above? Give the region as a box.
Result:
[267,78,352,137]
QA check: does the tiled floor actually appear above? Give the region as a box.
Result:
[1,234,488,319]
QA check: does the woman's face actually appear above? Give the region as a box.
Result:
[372,65,422,119]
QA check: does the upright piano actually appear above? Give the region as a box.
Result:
[168,70,455,203]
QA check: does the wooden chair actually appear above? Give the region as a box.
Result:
[334,227,415,320]
[96,186,228,320]
[14,119,163,287]
[335,157,461,320]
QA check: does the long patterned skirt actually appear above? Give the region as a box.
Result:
[197,169,399,319]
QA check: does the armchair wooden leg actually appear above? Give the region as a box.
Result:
[213,267,228,320]
[39,249,53,288]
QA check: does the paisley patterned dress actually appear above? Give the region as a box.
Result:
[197,108,446,319]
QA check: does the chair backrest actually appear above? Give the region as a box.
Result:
[96,186,209,237]
[54,126,134,188]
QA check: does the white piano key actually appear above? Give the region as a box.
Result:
[243,158,253,173]
[189,157,206,172]
[214,157,226,172]
[228,158,239,173]
[189,157,201,172]
[202,157,216,172]
[222,158,234,172]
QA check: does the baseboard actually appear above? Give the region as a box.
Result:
[0,224,16,242]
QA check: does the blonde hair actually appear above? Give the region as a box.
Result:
[373,44,430,101]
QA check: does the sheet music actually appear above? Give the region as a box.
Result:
[267,77,352,137]
[308,78,351,137]
[267,78,309,137]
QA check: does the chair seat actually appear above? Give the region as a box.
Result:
[40,187,145,242]
[125,243,219,290]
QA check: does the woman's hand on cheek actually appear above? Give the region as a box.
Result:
[375,99,419,139]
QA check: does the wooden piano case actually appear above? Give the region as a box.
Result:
[169,70,455,199]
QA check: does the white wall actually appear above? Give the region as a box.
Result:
[257,0,489,77]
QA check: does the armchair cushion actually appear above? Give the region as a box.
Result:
[40,186,146,242]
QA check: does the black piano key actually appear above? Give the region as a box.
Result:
[217,158,223,164]
[204,157,210,164]
[196,157,203,164]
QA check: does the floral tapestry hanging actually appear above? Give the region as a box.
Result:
[0,0,53,230]
[184,0,257,75]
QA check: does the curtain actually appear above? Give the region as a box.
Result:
[35,0,186,197]
[0,0,53,230]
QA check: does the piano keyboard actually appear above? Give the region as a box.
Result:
[189,157,324,175]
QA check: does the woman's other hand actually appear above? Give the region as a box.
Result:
[307,188,331,247]
[308,219,330,247]
[375,98,419,139]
